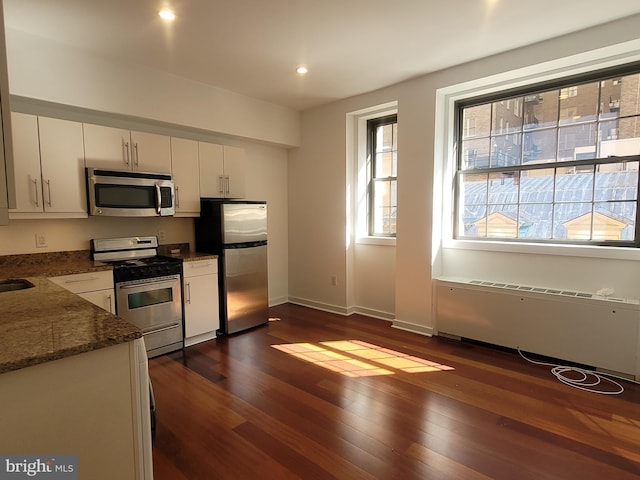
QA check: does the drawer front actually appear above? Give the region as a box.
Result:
[183,259,218,277]
[49,270,114,293]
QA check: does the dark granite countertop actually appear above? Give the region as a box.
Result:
[157,244,217,262]
[171,252,218,262]
[0,276,141,375]
[0,250,139,375]
[0,250,111,278]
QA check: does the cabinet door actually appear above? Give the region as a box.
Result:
[171,137,200,215]
[198,142,224,197]
[184,272,219,340]
[10,112,42,213]
[79,290,115,313]
[223,145,246,198]
[131,130,172,173]
[49,271,114,313]
[84,123,132,170]
[39,117,87,214]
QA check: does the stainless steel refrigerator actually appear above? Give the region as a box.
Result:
[195,200,268,335]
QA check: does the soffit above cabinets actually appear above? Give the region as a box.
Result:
[4,0,640,111]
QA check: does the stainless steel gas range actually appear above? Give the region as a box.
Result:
[92,236,183,358]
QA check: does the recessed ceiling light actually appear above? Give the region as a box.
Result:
[296,66,308,75]
[158,9,176,21]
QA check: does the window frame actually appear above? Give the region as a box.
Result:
[367,114,398,237]
[453,62,640,247]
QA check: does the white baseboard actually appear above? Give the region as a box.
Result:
[268,296,289,307]
[352,306,394,321]
[287,296,350,316]
[392,320,434,337]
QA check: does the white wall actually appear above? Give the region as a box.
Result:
[288,107,349,311]
[0,216,192,254]
[288,14,640,331]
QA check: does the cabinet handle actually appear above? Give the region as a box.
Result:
[133,142,139,167]
[32,179,39,207]
[218,175,224,195]
[175,186,180,207]
[186,282,191,304]
[123,140,130,165]
[225,175,230,194]
[106,294,113,313]
[44,179,52,207]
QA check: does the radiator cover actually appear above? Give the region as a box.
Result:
[435,279,640,378]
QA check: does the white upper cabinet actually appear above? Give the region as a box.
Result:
[170,137,200,216]
[222,145,246,198]
[132,130,172,173]
[10,113,39,214]
[10,112,87,218]
[0,3,12,226]
[198,142,245,198]
[83,123,172,174]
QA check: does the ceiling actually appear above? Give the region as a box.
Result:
[4,0,640,111]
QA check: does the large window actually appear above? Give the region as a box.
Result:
[455,66,640,246]
[367,115,398,236]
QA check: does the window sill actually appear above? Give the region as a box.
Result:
[443,238,640,261]
[357,236,396,246]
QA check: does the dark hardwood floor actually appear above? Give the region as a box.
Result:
[149,303,640,480]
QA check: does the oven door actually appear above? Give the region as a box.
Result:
[115,275,182,332]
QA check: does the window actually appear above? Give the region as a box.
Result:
[367,115,398,236]
[455,66,640,246]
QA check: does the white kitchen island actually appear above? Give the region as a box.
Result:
[0,276,153,480]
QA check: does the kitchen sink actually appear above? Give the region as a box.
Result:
[0,279,35,292]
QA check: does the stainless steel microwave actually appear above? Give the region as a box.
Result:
[86,168,175,217]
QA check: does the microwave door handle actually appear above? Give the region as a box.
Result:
[155,183,161,214]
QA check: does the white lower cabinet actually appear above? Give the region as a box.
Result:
[183,259,219,346]
[0,340,152,480]
[48,270,115,313]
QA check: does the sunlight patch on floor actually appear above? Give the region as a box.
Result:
[272,340,454,377]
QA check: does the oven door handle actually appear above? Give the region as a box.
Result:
[118,277,179,290]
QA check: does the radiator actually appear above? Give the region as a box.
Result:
[435,279,640,378]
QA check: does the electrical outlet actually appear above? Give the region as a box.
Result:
[157,230,166,243]
[331,275,338,286]
[35,232,48,248]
